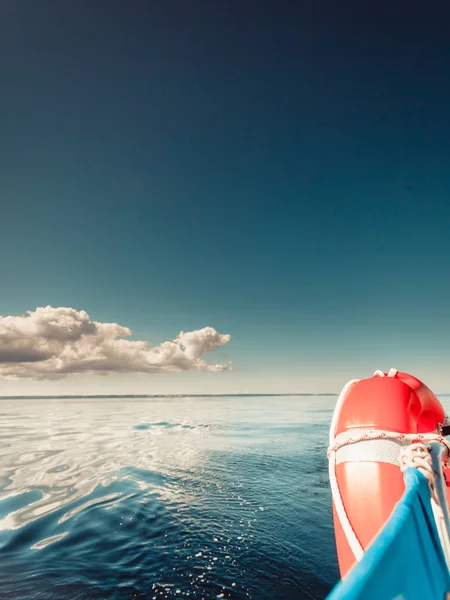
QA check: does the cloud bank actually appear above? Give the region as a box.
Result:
[0,307,231,380]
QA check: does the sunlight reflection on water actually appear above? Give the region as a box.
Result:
[0,395,339,600]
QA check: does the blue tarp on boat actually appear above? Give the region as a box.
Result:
[327,467,450,600]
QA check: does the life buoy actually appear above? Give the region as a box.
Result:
[329,369,447,578]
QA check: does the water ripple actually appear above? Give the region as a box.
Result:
[0,395,340,599]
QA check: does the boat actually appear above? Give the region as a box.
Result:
[326,369,450,600]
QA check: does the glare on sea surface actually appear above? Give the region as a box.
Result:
[0,395,338,600]
[0,397,213,534]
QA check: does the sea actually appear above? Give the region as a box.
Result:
[0,394,350,600]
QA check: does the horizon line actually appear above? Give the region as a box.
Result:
[0,393,340,399]
[1,392,449,400]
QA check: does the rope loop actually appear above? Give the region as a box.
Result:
[399,442,441,507]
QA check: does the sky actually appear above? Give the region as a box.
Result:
[1,1,450,395]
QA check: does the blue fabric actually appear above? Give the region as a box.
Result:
[327,468,450,600]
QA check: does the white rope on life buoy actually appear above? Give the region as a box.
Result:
[328,378,364,561]
[399,443,440,505]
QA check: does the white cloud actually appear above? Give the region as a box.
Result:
[0,306,231,380]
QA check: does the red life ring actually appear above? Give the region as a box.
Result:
[329,369,447,578]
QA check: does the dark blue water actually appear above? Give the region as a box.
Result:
[0,396,339,599]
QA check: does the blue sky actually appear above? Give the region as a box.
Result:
[1,1,450,394]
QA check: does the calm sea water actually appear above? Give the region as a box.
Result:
[0,395,341,600]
